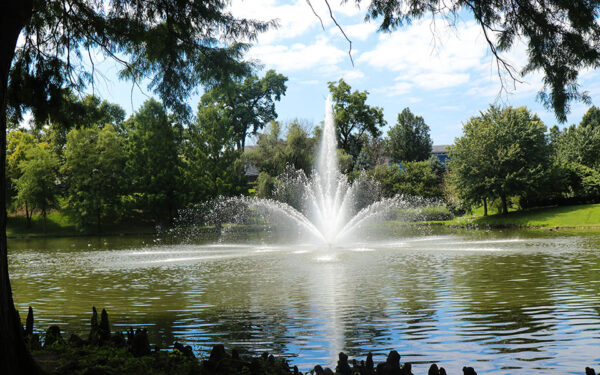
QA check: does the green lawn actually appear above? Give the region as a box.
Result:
[448,203,600,228]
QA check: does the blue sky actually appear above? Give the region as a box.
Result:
[84,0,600,145]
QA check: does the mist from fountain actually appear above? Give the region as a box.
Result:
[178,97,424,246]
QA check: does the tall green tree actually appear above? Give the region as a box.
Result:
[15,143,59,229]
[125,99,181,221]
[327,79,385,160]
[449,106,550,214]
[245,120,316,178]
[553,123,600,170]
[63,125,126,232]
[372,162,444,198]
[200,70,288,150]
[43,94,126,155]
[350,0,600,122]
[581,106,600,129]
[1,3,271,370]
[6,130,36,203]
[387,107,432,162]
[183,102,244,202]
[283,121,315,175]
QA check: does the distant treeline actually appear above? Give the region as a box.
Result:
[9,76,600,232]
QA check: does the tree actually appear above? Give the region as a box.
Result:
[553,123,600,170]
[1,2,270,371]
[6,130,36,204]
[63,125,126,232]
[346,0,600,122]
[182,101,244,202]
[245,120,315,177]
[125,99,181,221]
[328,78,385,160]
[449,106,550,214]
[43,94,127,156]
[282,120,315,175]
[372,162,444,198]
[354,148,373,171]
[200,69,288,150]
[387,108,432,162]
[15,143,59,229]
[245,121,286,177]
[581,106,600,129]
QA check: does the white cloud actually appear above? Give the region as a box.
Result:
[247,36,347,72]
[374,81,412,96]
[329,22,378,41]
[231,0,364,44]
[341,69,365,81]
[357,16,552,101]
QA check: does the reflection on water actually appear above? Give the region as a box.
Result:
[8,228,600,374]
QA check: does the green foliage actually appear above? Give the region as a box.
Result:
[337,149,354,174]
[7,0,273,122]
[7,130,36,201]
[354,148,373,171]
[387,108,432,162]
[63,125,126,231]
[183,101,245,202]
[581,106,600,129]
[245,120,315,177]
[42,95,127,154]
[245,122,285,176]
[200,70,287,149]
[372,161,444,199]
[255,172,276,199]
[327,78,385,160]
[449,106,550,213]
[125,99,181,221]
[562,162,600,201]
[15,143,59,228]
[282,120,314,175]
[358,0,600,122]
[553,119,600,170]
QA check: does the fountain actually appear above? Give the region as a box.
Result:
[179,97,424,246]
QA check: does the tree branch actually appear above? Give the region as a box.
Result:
[323,0,354,67]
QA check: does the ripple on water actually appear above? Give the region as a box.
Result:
[8,231,600,373]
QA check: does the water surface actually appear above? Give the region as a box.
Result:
[9,227,600,373]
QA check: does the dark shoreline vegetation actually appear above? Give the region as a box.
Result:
[8,203,600,239]
[22,307,599,375]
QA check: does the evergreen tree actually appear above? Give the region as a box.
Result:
[63,125,126,232]
[125,99,181,221]
[387,108,432,162]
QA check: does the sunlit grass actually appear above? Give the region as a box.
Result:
[449,203,600,228]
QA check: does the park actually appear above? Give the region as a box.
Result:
[2,1,600,374]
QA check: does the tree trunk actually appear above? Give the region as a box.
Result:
[501,193,508,215]
[25,203,31,228]
[483,197,488,217]
[0,1,43,374]
[42,207,46,234]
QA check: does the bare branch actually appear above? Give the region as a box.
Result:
[306,0,325,30]
[323,0,354,67]
[463,1,523,97]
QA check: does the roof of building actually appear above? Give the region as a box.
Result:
[432,145,450,154]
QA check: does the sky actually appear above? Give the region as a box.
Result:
[84,0,600,145]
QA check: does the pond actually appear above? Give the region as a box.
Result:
[8,227,600,374]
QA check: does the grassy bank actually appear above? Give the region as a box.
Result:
[7,212,159,238]
[445,203,600,228]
